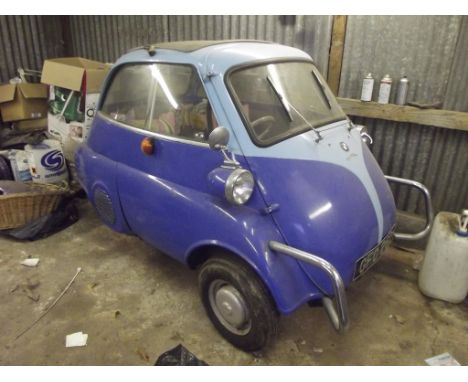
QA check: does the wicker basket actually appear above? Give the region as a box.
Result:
[0,182,69,230]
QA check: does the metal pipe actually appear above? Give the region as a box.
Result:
[269,240,349,333]
[385,175,434,241]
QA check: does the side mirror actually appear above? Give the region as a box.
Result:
[208,126,230,150]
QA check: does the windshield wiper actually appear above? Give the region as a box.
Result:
[311,70,332,109]
[266,75,293,122]
[266,75,322,142]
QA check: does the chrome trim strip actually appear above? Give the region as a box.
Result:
[97,111,211,149]
[269,240,349,334]
[385,175,434,241]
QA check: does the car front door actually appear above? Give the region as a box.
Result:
[99,62,223,260]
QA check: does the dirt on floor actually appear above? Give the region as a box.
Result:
[0,200,467,365]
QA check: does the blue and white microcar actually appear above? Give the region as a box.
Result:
[75,40,433,351]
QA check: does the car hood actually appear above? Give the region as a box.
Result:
[242,122,396,290]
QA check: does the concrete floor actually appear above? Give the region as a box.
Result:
[0,200,467,365]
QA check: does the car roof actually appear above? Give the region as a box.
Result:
[113,40,312,77]
[129,39,273,53]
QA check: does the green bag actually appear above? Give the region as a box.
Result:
[48,87,84,123]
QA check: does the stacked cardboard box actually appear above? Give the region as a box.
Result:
[41,57,111,161]
[0,82,48,132]
[0,57,110,188]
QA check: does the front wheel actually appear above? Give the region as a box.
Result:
[198,255,279,351]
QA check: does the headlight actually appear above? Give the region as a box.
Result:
[225,168,254,205]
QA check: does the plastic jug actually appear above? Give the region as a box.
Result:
[418,211,468,303]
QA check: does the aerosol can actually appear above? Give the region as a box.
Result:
[396,76,409,105]
[360,73,374,102]
[377,74,392,104]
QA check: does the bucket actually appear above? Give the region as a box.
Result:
[418,211,468,303]
[24,139,68,184]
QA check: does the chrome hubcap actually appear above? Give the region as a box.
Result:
[208,280,251,335]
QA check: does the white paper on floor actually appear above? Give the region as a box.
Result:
[65,331,88,348]
[425,352,461,366]
[20,258,40,267]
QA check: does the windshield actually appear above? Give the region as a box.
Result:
[228,61,347,146]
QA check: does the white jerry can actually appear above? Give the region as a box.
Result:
[24,139,69,184]
[418,211,468,303]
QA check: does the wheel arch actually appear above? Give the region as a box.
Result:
[184,239,321,315]
[185,241,280,310]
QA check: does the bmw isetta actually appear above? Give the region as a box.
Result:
[75,40,433,351]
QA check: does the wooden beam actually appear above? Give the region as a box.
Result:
[327,15,347,96]
[338,98,468,132]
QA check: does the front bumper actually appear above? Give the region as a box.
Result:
[269,240,350,333]
[269,175,434,334]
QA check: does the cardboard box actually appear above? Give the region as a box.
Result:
[0,83,48,122]
[47,93,100,161]
[13,117,48,133]
[41,57,110,162]
[41,57,110,94]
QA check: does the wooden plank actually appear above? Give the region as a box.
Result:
[327,15,347,96]
[337,97,468,132]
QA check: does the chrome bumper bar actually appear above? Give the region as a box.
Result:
[269,241,349,334]
[385,175,434,241]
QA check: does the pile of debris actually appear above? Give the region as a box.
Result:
[0,58,110,239]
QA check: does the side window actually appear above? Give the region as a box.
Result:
[101,65,153,129]
[101,63,217,143]
[147,64,217,143]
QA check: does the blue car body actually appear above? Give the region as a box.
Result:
[75,41,396,317]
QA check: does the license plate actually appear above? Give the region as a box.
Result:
[353,229,393,280]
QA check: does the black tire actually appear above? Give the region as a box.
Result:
[198,254,279,351]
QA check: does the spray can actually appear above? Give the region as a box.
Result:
[396,76,409,105]
[360,73,374,102]
[377,74,392,104]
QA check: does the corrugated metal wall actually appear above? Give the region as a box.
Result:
[339,15,463,106]
[0,15,64,83]
[352,117,468,215]
[339,15,467,215]
[444,16,468,112]
[68,16,170,64]
[165,15,333,74]
[0,15,466,214]
[68,15,333,75]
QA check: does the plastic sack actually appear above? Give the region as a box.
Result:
[154,344,208,366]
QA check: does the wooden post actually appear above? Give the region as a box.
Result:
[327,15,347,96]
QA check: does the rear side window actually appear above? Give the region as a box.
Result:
[100,63,217,143]
[101,65,153,129]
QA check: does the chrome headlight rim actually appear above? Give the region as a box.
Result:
[225,168,254,205]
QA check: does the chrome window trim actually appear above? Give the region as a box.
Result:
[97,111,210,149]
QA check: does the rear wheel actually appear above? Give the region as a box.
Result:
[198,255,279,351]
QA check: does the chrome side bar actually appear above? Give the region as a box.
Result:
[269,241,349,334]
[385,175,434,241]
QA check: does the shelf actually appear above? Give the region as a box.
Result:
[337,98,468,131]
